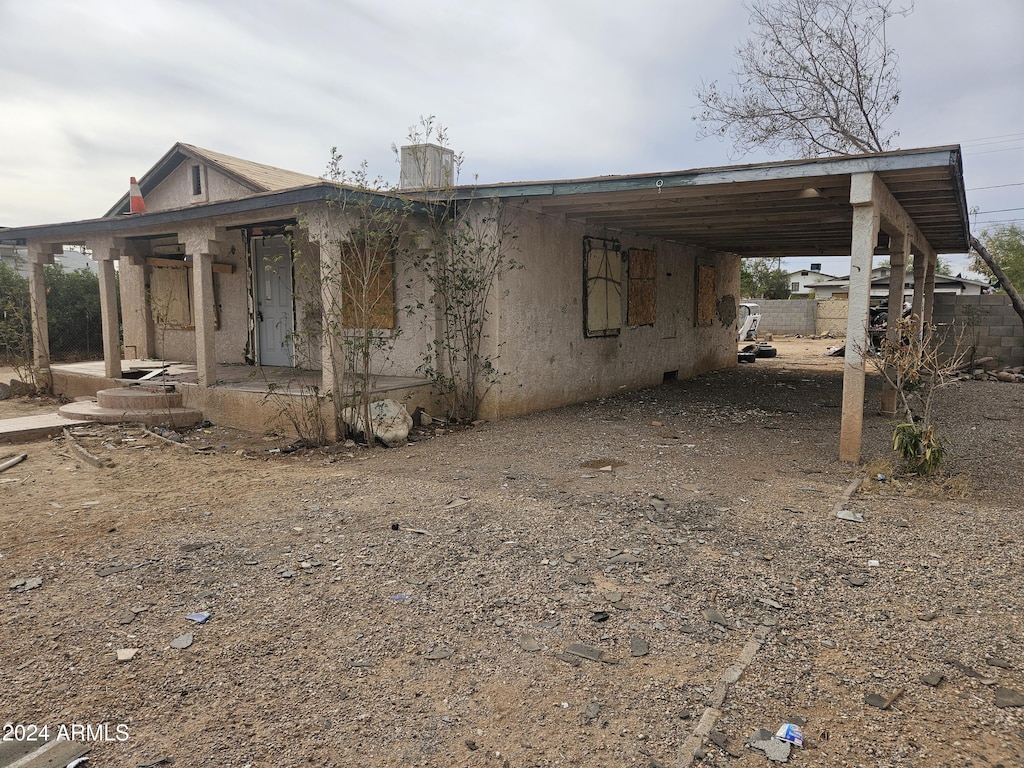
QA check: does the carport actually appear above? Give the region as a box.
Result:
[459,145,971,462]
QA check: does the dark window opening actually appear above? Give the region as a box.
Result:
[191,165,202,195]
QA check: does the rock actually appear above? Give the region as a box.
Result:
[116,610,136,625]
[341,399,413,448]
[555,652,582,667]
[608,553,643,564]
[836,509,865,522]
[749,732,791,762]
[604,591,623,603]
[758,597,784,610]
[864,693,887,708]
[702,607,732,628]
[995,371,1016,383]
[986,657,1013,669]
[921,671,944,687]
[845,576,869,587]
[519,635,541,652]
[994,687,1024,708]
[424,648,453,660]
[584,701,601,720]
[630,637,650,657]
[170,633,194,650]
[9,379,33,396]
[0,382,10,400]
[116,648,139,662]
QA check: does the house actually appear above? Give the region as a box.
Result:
[786,264,840,297]
[811,266,989,302]
[0,143,972,462]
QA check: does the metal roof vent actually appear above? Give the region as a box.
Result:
[399,143,455,190]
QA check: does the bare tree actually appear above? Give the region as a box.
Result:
[695,0,913,157]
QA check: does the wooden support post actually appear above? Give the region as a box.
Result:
[911,250,927,339]
[840,187,880,463]
[922,249,937,332]
[26,242,60,390]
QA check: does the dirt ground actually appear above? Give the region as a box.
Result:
[1,338,1022,768]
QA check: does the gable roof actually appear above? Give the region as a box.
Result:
[104,142,322,217]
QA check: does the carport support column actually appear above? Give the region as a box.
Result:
[97,249,122,379]
[922,250,937,331]
[27,243,59,390]
[840,174,881,463]
[880,232,910,417]
[185,231,219,388]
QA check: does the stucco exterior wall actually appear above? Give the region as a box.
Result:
[479,206,740,420]
[143,164,253,212]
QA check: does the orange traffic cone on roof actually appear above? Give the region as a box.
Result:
[129,176,147,214]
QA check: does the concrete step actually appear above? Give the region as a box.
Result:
[58,400,203,428]
[96,385,183,410]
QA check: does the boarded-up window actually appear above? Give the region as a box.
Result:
[340,243,396,330]
[150,266,193,328]
[628,248,656,326]
[584,237,622,337]
[696,263,717,326]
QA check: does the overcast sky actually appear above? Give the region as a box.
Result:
[2,0,1022,277]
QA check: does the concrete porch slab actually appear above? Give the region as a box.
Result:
[0,412,93,444]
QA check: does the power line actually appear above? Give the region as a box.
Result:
[964,145,1024,157]
[975,207,1024,215]
[960,131,1024,145]
[967,181,1024,191]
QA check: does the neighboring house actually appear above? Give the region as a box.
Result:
[0,238,28,275]
[0,143,972,462]
[811,266,989,302]
[786,264,840,297]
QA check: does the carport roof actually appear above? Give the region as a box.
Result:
[449,145,970,258]
[1,146,969,258]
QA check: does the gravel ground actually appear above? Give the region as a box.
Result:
[1,338,1022,767]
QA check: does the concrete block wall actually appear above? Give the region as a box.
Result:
[932,294,1024,367]
[757,299,817,336]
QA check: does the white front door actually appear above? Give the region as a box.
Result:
[253,235,294,367]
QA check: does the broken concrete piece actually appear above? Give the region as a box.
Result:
[565,643,603,662]
[116,648,139,662]
[836,509,865,522]
[519,635,541,652]
[170,633,194,650]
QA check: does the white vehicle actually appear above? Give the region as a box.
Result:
[738,302,761,341]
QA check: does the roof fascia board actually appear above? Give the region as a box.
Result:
[452,148,962,201]
[5,185,427,242]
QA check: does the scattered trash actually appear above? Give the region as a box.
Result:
[0,453,27,473]
[836,509,865,523]
[868,559,880,567]
[116,648,139,662]
[169,633,194,650]
[186,612,210,624]
[775,723,804,747]
[389,594,408,602]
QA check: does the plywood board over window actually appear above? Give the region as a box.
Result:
[628,248,656,326]
[696,263,717,326]
[584,237,622,337]
[339,243,396,331]
[150,266,193,328]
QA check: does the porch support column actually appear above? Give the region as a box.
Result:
[27,242,60,390]
[306,211,344,404]
[119,242,153,359]
[184,229,220,388]
[840,173,881,462]
[97,245,122,379]
[880,231,910,417]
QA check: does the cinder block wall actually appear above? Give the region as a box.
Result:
[757,299,817,336]
[932,294,1024,367]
